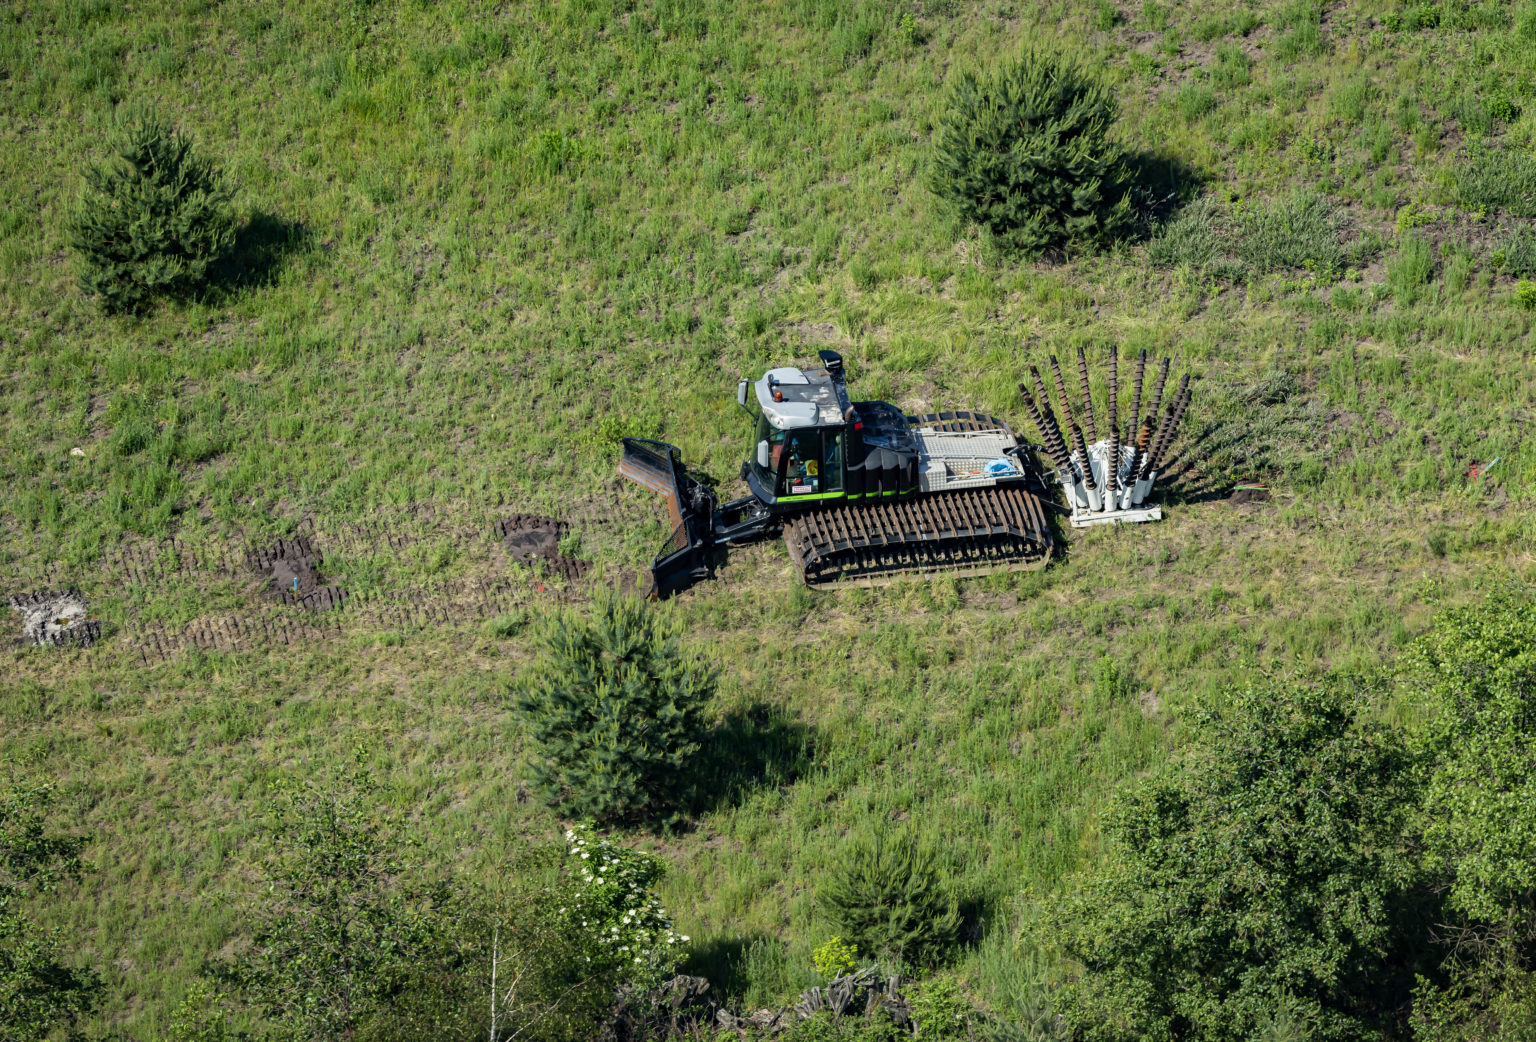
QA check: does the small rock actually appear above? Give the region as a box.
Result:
[70,447,85,457]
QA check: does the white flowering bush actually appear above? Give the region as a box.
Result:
[561,824,689,982]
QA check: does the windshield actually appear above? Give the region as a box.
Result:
[751,413,784,485]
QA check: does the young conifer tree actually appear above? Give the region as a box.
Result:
[68,109,236,313]
[930,49,1130,257]
[515,596,713,827]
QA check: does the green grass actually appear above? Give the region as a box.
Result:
[2,0,1536,1036]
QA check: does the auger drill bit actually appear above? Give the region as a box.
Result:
[1145,357,1171,440]
[1141,374,1191,481]
[1047,355,1079,458]
[1126,350,1147,476]
[1139,392,1178,482]
[1031,364,1081,484]
[1019,384,1072,474]
[1146,377,1193,478]
[1107,424,1121,497]
[1076,347,1099,442]
[1106,346,1120,495]
[1070,423,1096,492]
[1135,416,1155,466]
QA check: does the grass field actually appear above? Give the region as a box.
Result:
[3,0,1536,1035]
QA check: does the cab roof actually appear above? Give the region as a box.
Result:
[754,366,845,430]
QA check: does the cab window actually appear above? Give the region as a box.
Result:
[752,414,785,483]
[823,430,844,493]
[781,429,820,495]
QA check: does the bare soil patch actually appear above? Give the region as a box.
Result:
[7,590,102,648]
[246,537,348,611]
[493,514,592,581]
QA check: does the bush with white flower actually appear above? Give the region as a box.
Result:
[561,824,689,983]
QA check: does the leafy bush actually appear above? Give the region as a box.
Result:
[196,773,622,1042]
[820,828,960,968]
[1044,679,1425,1041]
[929,50,1130,257]
[1235,190,1345,274]
[1,785,102,1042]
[208,771,453,1042]
[561,824,688,981]
[68,109,237,313]
[514,595,713,826]
[1515,279,1536,310]
[908,976,974,1039]
[1402,588,1536,1041]
[813,937,860,979]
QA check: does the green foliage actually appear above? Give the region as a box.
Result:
[560,823,687,981]
[812,937,860,979]
[1045,679,1423,1041]
[908,975,973,1039]
[1515,280,1536,311]
[1403,588,1536,1040]
[1499,227,1536,278]
[1409,589,1536,928]
[0,784,102,1042]
[772,1010,911,1042]
[820,828,959,968]
[208,767,450,1042]
[929,50,1130,257]
[1389,234,1436,306]
[68,109,237,313]
[514,596,714,826]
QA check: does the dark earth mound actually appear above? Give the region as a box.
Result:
[1229,487,1271,505]
[493,514,592,581]
[247,537,347,611]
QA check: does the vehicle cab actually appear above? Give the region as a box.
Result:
[738,353,852,509]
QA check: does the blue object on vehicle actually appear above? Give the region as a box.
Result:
[984,458,1016,477]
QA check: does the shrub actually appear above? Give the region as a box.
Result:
[820,828,960,968]
[1,785,102,1042]
[68,109,237,313]
[208,772,452,1042]
[812,937,860,979]
[929,50,1130,257]
[1044,679,1425,1041]
[1514,279,1536,311]
[561,824,688,982]
[514,595,713,826]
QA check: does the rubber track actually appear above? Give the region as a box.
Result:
[783,486,1053,587]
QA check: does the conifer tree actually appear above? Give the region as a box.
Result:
[820,828,960,968]
[68,109,236,313]
[514,596,713,826]
[930,50,1130,257]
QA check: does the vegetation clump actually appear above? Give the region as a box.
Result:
[515,596,713,826]
[0,785,102,1042]
[1045,679,1422,1041]
[68,109,236,313]
[821,828,960,968]
[929,50,1130,257]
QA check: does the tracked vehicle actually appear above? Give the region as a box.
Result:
[619,350,1055,596]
